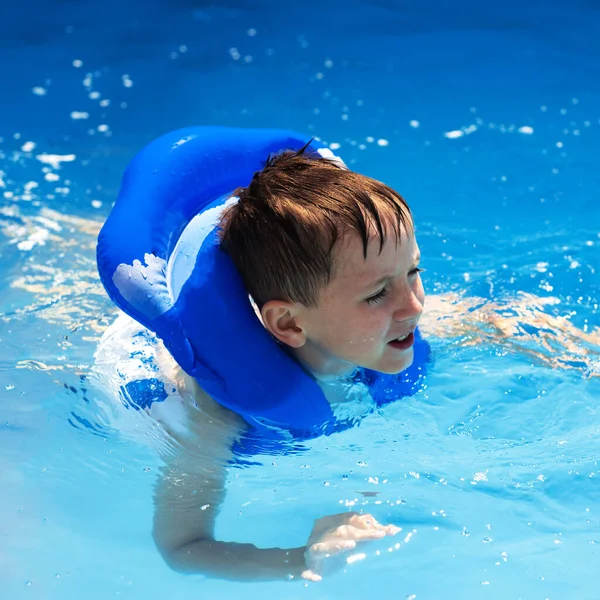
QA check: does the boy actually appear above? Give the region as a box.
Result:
[145,145,599,582]
[152,147,420,582]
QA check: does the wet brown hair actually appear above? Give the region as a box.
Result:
[218,145,412,308]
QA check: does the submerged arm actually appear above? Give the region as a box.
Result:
[420,292,600,375]
[150,358,307,582]
[153,448,399,582]
[151,346,401,582]
[152,450,306,581]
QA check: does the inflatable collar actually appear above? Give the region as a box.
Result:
[97,127,429,439]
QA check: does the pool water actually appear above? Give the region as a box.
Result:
[1,0,599,598]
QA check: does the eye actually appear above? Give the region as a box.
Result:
[365,287,389,306]
[409,267,424,276]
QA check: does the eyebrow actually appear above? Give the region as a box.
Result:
[362,251,421,292]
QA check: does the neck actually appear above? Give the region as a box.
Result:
[288,341,357,384]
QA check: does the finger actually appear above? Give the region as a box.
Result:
[337,526,386,542]
[313,512,359,532]
[349,513,379,530]
[355,528,387,541]
[301,569,322,582]
[310,539,356,554]
[383,524,401,535]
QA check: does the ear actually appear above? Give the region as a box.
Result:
[260,300,306,348]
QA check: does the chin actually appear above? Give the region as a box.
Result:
[374,350,415,375]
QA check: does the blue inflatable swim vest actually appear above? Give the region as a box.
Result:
[96,127,430,441]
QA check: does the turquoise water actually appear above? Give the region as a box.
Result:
[1,1,599,598]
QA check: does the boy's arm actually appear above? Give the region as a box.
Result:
[149,355,308,581]
[151,340,401,582]
[420,292,600,373]
[152,448,307,581]
[152,446,398,582]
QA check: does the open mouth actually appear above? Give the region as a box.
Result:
[388,331,415,350]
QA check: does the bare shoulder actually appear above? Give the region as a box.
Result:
[153,341,247,459]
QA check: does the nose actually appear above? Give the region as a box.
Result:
[392,282,424,322]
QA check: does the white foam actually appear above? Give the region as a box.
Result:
[36,154,76,169]
[16,228,49,251]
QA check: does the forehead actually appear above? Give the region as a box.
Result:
[331,223,418,283]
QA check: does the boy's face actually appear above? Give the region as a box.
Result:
[297,224,424,376]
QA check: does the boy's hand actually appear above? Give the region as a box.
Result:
[302,512,400,582]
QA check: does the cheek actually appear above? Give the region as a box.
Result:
[357,312,390,344]
[329,310,385,347]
